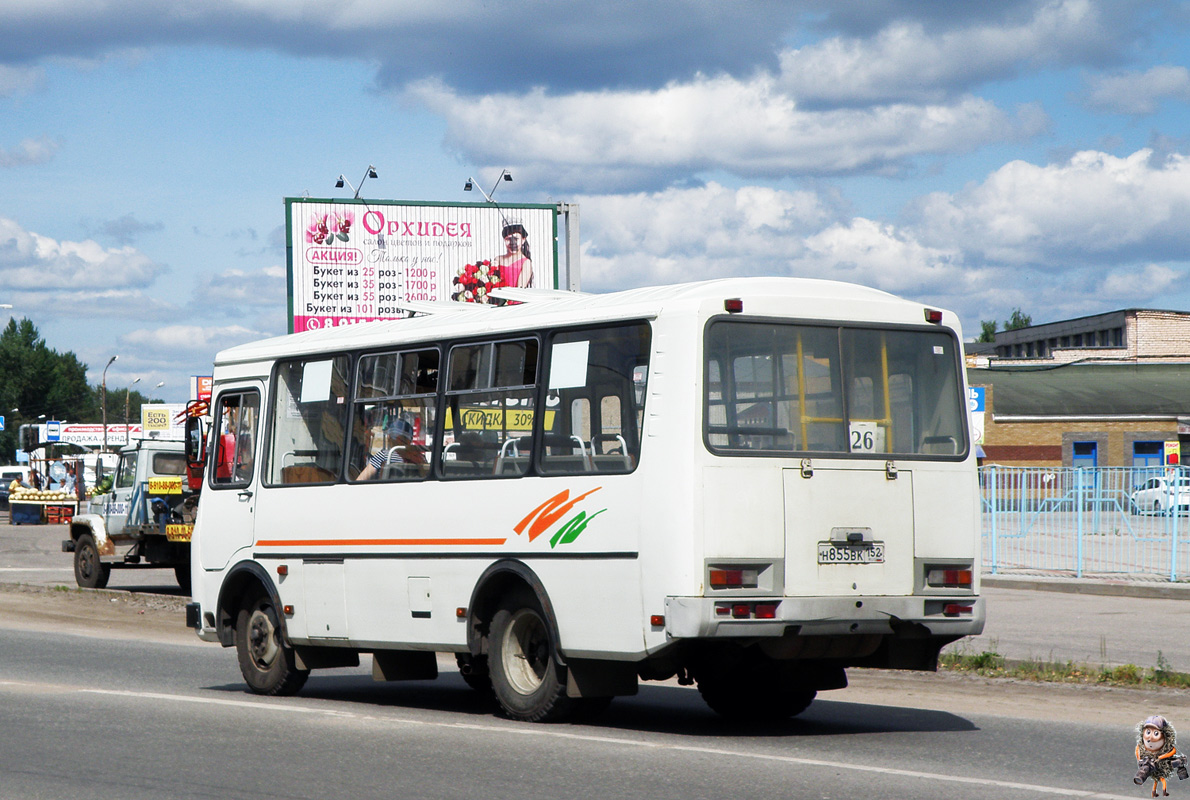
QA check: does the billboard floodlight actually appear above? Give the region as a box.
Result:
[334,165,378,199]
[463,170,512,203]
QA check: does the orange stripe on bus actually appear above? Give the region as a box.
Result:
[255,538,508,547]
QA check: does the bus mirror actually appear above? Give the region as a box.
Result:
[185,416,206,465]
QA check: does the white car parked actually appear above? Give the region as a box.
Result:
[1130,475,1190,515]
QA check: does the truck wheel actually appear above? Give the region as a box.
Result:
[488,590,575,722]
[235,590,308,696]
[174,563,191,595]
[74,534,111,589]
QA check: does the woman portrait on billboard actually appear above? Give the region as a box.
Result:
[493,221,533,288]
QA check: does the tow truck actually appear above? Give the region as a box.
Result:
[62,401,209,592]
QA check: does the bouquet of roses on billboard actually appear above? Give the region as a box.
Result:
[451,260,506,304]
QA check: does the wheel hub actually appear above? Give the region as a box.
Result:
[248,610,279,665]
[503,609,549,695]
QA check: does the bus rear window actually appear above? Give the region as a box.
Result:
[705,321,966,459]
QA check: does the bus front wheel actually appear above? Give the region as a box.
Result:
[488,591,574,722]
[235,590,308,696]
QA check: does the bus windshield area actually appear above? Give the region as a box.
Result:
[705,320,967,459]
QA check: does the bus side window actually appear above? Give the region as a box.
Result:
[440,339,538,480]
[266,356,350,485]
[349,348,437,483]
[211,390,260,486]
[540,323,650,475]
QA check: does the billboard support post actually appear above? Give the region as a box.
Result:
[561,203,580,292]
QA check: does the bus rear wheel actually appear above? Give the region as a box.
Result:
[696,657,817,722]
[488,591,574,722]
[235,590,308,696]
[73,534,111,589]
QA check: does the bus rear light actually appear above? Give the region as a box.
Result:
[924,308,943,324]
[456,607,467,619]
[754,603,778,619]
[715,604,731,616]
[283,605,295,616]
[650,615,665,627]
[276,565,288,576]
[943,603,973,617]
[731,604,751,619]
[709,568,759,589]
[927,568,973,588]
[725,298,744,314]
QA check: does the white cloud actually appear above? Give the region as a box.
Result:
[0,217,164,289]
[576,182,841,290]
[191,264,287,314]
[778,0,1108,105]
[413,77,1040,188]
[911,149,1190,265]
[797,218,966,295]
[120,323,267,363]
[0,136,59,168]
[569,158,1190,339]
[0,63,44,96]
[1083,66,1190,114]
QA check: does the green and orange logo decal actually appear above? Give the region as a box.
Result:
[514,487,606,549]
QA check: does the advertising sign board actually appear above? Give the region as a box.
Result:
[285,198,558,333]
[140,404,187,441]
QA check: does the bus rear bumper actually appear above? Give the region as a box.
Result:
[664,595,985,640]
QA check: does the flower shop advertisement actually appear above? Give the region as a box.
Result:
[285,198,558,333]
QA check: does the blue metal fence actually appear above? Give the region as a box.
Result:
[980,466,1190,581]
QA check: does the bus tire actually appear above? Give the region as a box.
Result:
[174,562,191,595]
[235,590,308,696]
[697,659,817,722]
[488,590,574,722]
[74,534,111,589]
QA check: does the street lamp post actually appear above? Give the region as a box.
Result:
[101,355,118,455]
[124,377,141,445]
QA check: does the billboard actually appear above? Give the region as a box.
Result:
[285,198,558,334]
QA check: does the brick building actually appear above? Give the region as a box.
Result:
[968,309,1190,468]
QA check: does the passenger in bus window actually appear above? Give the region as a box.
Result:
[358,417,425,480]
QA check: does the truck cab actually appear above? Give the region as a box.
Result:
[62,439,197,592]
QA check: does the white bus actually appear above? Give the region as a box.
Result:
[186,277,984,722]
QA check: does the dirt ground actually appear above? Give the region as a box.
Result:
[2,581,1187,729]
[0,582,197,645]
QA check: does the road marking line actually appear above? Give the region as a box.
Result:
[73,685,1135,798]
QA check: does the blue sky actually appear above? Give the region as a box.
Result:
[2,0,1190,403]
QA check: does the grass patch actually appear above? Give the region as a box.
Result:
[940,648,1190,688]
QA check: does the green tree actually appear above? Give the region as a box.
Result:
[1005,308,1032,331]
[0,318,97,462]
[978,320,998,343]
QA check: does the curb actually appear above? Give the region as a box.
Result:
[983,575,1190,600]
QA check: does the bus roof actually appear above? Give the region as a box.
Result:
[214,277,936,366]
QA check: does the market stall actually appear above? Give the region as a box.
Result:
[9,488,79,525]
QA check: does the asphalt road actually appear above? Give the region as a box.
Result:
[0,617,1167,800]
